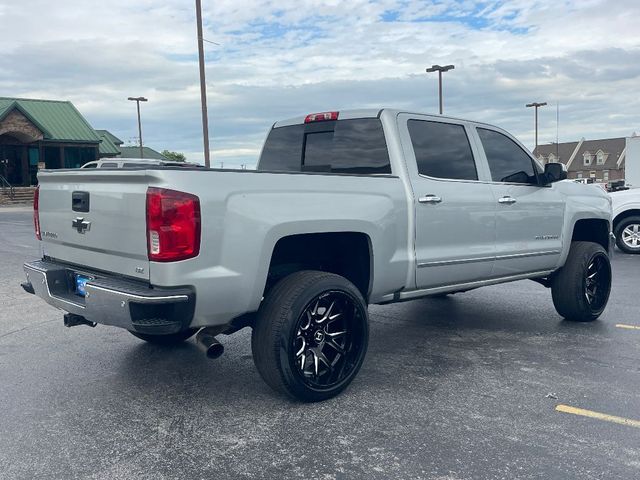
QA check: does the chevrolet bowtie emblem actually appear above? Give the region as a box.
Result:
[72,217,91,234]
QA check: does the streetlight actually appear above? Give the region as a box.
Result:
[526,101,547,152]
[426,64,455,114]
[195,0,211,168]
[127,96,148,159]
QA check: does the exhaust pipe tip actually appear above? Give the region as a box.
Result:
[196,329,224,359]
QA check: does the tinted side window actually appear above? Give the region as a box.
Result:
[99,162,118,168]
[478,128,537,184]
[407,120,477,180]
[258,119,391,174]
[258,124,304,172]
[83,162,97,168]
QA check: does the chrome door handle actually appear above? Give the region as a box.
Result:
[498,196,517,204]
[419,194,442,204]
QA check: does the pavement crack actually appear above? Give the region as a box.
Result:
[0,318,58,340]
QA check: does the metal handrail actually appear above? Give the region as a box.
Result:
[0,174,15,199]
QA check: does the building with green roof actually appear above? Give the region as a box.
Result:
[95,129,123,157]
[0,97,104,185]
[0,97,169,186]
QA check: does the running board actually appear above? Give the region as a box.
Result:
[378,269,556,304]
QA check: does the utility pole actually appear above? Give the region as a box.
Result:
[426,64,455,114]
[556,102,559,160]
[195,0,211,167]
[526,101,547,152]
[127,96,148,159]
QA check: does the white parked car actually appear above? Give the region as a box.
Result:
[611,188,640,253]
[82,158,202,169]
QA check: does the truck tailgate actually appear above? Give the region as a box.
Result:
[37,170,150,280]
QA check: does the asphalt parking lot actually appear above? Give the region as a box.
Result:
[1,207,639,480]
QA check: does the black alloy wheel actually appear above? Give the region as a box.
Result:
[252,270,369,402]
[551,241,612,322]
[583,252,611,312]
[291,291,365,391]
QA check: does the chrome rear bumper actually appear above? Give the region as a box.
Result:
[23,259,195,334]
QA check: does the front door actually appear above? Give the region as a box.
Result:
[1,145,24,186]
[398,115,496,289]
[473,126,564,276]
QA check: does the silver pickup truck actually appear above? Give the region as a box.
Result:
[23,109,614,402]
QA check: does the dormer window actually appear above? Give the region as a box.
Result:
[583,151,592,166]
[596,149,606,165]
[547,153,556,163]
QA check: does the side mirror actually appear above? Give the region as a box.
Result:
[543,162,567,184]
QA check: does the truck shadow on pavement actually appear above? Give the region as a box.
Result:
[109,289,612,405]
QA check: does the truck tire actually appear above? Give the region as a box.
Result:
[252,270,369,402]
[614,216,640,254]
[129,328,198,345]
[551,241,611,322]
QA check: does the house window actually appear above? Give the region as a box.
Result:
[589,171,596,178]
[596,150,605,165]
[547,153,556,163]
[577,171,583,179]
[583,151,592,166]
[603,170,609,181]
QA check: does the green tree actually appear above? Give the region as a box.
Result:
[161,150,187,162]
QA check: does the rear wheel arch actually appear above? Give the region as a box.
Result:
[263,232,373,302]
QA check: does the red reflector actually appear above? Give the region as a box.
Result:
[304,111,339,123]
[146,188,201,262]
[34,186,41,240]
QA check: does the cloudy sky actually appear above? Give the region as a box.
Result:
[1,0,639,167]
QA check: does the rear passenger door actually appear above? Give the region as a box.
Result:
[398,115,496,289]
[473,127,564,276]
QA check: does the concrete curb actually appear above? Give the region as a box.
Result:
[0,206,32,213]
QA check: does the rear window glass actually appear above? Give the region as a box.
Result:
[258,118,391,174]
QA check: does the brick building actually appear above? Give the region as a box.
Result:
[0,97,167,187]
[533,137,627,184]
[0,97,103,186]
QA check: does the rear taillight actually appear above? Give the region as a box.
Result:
[34,186,41,240]
[146,187,201,262]
[304,111,339,123]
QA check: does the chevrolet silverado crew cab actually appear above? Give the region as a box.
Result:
[23,109,614,402]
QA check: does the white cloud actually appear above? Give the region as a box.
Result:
[1,0,639,164]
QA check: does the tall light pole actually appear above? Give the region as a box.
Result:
[127,96,148,159]
[526,101,547,152]
[195,0,211,168]
[426,64,455,114]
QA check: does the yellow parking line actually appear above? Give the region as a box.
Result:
[556,404,640,428]
[615,323,640,330]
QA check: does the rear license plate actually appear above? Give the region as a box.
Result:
[74,274,91,297]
